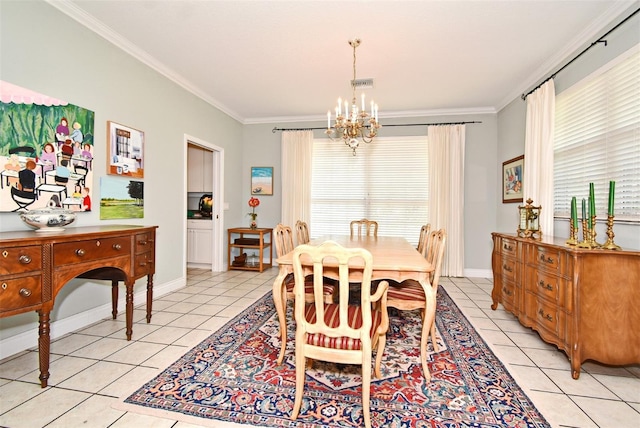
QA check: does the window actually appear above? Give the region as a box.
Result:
[311,136,428,244]
[554,47,640,222]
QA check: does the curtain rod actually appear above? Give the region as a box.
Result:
[272,121,481,133]
[521,7,639,100]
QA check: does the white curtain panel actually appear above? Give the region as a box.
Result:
[281,130,313,231]
[524,79,555,236]
[427,124,465,277]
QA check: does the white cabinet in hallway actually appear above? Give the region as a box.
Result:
[187,219,212,266]
[187,144,213,192]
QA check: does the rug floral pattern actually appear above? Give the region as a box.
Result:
[123,289,550,427]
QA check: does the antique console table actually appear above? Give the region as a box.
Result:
[491,232,640,379]
[0,225,157,387]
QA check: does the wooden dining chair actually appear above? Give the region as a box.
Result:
[386,229,446,355]
[295,220,310,245]
[350,218,378,238]
[273,223,335,304]
[290,241,389,428]
[416,223,431,256]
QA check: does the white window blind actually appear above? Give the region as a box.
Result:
[554,46,640,222]
[311,136,428,245]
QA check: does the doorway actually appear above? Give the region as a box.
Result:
[184,134,224,272]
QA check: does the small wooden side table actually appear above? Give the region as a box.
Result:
[227,227,273,272]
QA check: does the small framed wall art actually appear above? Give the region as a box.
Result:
[502,155,524,203]
[251,167,273,196]
[107,121,144,178]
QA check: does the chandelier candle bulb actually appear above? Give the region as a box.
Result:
[338,98,342,115]
[608,181,615,216]
[361,93,365,111]
[327,111,331,129]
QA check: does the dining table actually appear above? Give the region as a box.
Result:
[272,234,435,378]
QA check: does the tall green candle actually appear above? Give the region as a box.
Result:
[582,198,586,221]
[571,197,578,228]
[608,181,615,216]
[589,183,595,219]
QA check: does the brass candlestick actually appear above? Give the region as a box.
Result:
[566,219,578,246]
[601,215,621,250]
[577,218,598,249]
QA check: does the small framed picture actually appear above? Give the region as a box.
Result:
[251,167,273,195]
[502,155,524,203]
[107,121,144,178]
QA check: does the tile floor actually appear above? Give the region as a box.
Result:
[0,269,638,428]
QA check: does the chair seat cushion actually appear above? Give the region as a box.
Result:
[386,280,426,302]
[303,303,383,350]
[285,273,336,297]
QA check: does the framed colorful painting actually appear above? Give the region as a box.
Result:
[107,121,144,178]
[251,167,273,196]
[502,155,524,203]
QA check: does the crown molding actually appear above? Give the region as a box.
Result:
[44,0,244,123]
[243,106,497,125]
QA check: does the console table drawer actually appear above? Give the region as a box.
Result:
[0,275,42,313]
[54,237,131,265]
[135,232,153,254]
[135,252,153,277]
[0,245,42,275]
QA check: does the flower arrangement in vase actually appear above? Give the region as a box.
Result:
[247,197,260,229]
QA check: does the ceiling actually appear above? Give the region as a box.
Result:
[49,0,636,124]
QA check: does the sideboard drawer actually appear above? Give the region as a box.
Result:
[0,245,42,275]
[54,237,131,266]
[529,270,570,309]
[500,238,518,257]
[501,257,518,282]
[532,245,562,274]
[0,275,42,313]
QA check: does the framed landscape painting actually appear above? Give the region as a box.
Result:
[502,155,524,203]
[251,167,273,196]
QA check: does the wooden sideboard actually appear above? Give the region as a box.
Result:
[491,232,640,379]
[0,225,157,387]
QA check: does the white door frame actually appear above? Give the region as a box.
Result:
[184,134,224,272]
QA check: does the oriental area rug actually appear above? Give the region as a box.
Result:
[116,289,551,427]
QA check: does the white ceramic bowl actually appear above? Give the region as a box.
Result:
[20,208,77,232]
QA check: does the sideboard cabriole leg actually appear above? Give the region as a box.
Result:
[125,279,134,340]
[111,280,119,319]
[146,274,153,323]
[37,310,51,388]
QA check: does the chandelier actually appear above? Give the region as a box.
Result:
[325,38,381,156]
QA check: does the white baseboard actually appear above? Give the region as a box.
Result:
[0,276,186,361]
[462,268,492,279]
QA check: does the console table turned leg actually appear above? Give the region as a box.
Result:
[125,280,134,340]
[146,274,154,323]
[111,280,119,319]
[37,310,51,388]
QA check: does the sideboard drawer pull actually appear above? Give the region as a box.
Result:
[75,249,85,257]
[1,283,6,290]
[503,264,513,273]
[538,280,553,291]
[19,288,32,297]
[540,254,554,264]
[19,254,32,264]
[112,243,122,251]
[503,244,513,251]
[139,240,148,246]
[502,286,513,296]
[538,308,553,321]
